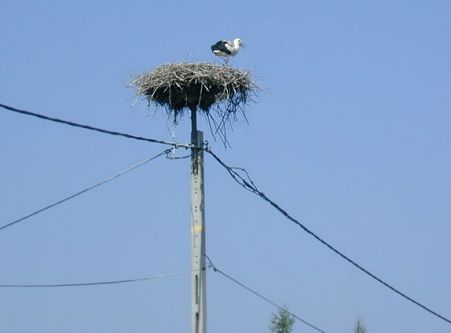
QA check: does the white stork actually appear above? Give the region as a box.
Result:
[211,38,245,64]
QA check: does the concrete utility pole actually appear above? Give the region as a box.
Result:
[190,107,207,333]
[132,62,255,333]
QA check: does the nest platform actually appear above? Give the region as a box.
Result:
[132,62,256,114]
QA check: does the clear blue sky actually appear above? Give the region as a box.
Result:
[1,1,451,332]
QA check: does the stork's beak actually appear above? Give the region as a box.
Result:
[240,42,246,49]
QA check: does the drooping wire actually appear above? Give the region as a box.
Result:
[0,149,171,232]
[206,149,451,326]
[0,269,194,288]
[0,103,193,149]
[3,102,449,325]
[205,255,326,333]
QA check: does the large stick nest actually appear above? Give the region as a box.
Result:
[131,63,257,144]
[132,62,256,113]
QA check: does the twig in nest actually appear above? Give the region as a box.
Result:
[130,62,258,145]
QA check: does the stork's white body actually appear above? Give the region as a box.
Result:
[211,38,244,63]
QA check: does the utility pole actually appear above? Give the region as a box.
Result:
[132,62,255,333]
[190,106,207,333]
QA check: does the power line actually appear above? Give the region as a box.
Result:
[0,149,171,232]
[205,255,326,333]
[3,102,449,325]
[0,269,193,288]
[206,149,451,326]
[0,103,193,149]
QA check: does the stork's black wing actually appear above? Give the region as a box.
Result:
[211,40,232,55]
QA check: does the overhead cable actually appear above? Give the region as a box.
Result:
[0,149,171,232]
[205,255,326,333]
[206,149,451,326]
[0,103,193,149]
[0,269,193,288]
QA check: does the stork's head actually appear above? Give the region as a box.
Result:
[234,38,245,49]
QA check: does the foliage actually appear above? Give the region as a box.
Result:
[354,319,367,333]
[270,307,295,333]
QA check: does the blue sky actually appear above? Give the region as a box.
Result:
[1,1,451,332]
